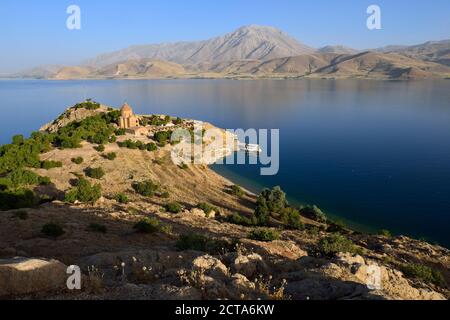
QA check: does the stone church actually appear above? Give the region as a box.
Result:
[119,103,139,129]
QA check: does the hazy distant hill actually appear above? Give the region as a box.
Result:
[316,45,358,55]
[9,25,450,80]
[84,25,315,67]
[375,40,450,66]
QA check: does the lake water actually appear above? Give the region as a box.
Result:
[1,79,450,246]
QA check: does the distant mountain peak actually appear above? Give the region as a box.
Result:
[83,25,314,67]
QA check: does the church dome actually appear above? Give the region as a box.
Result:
[121,103,133,117]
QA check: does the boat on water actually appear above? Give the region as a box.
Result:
[238,142,262,153]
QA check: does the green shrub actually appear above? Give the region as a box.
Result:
[196,203,218,216]
[176,233,237,254]
[230,185,244,197]
[115,193,129,204]
[73,101,100,110]
[160,191,170,199]
[94,144,105,152]
[117,140,157,152]
[179,163,189,170]
[248,228,280,242]
[400,264,446,287]
[173,117,183,125]
[227,213,258,227]
[41,223,65,238]
[103,152,117,160]
[71,157,84,164]
[1,169,50,188]
[378,229,392,237]
[132,180,159,197]
[12,134,25,145]
[109,135,117,143]
[84,167,105,179]
[0,188,37,210]
[88,223,107,233]
[165,202,182,213]
[133,217,162,234]
[146,143,157,152]
[316,234,355,257]
[41,160,62,170]
[14,210,29,220]
[115,128,126,136]
[279,207,304,230]
[299,205,327,223]
[255,186,288,225]
[64,178,102,203]
[153,131,171,144]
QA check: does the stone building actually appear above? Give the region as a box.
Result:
[119,103,139,129]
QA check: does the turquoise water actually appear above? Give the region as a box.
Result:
[1,79,449,246]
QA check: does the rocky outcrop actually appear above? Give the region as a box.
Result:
[0,257,67,297]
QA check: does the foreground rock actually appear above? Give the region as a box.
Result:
[0,257,67,297]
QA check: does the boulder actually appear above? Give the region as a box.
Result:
[192,255,228,279]
[0,257,67,297]
[232,253,267,279]
[240,239,308,260]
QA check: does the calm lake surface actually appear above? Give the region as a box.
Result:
[1,79,450,246]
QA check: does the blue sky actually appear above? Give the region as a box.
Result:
[0,0,449,73]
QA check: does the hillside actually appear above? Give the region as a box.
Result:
[0,101,449,300]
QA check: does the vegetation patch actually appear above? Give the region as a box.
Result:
[133,217,168,234]
[400,264,446,287]
[117,140,157,151]
[41,160,63,170]
[315,234,356,257]
[64,178,102,203]
[13,210,29,220]
[165,202,182,213]
[84,167,105,179]
[248,228,280,242]
[132,180,159,197]
[73,100,100,110]
[0,188,38,210]
[94,144,105,152]
[196,202,218,217]
[230,185,244,197]
[71,157,84,164]
[226,213,258,227]
[41,223,65,238]
[103,152,117,160]
[299,205,327,223]
[115,193,129,204]
[176,233,237,254]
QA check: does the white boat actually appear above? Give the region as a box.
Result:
[238,142,262,153]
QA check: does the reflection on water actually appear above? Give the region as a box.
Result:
[1,79,450,246]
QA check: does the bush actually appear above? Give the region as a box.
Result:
[378,229,392,237]
[41,160,63,170]
[14,210,28,220]
[255,186,288,225]
[41,223,65,238]
[160,191,170,199]
[133,217,163,234]
[230,185,244,197]
[115,193,129,204]
[117,140,157,152]
[165,202,182,213]
[85,167,105,179]
[227,213,258,227]
[248,228,280,242]
[94,144,105,152]
[132,180,159,197]
[103,152,117,160]
[64,178,102,203]
[153,131,171,144]
[173,117,183,125]
[316,234,355,257]
[73,101,100,110]
[279,207,304,230]
[196,203,217,217]
[0,169,50,189]
[115,128,126,136]
[71,157,84,164]
[88,223,107,233]
[0,188,37,210]
[176,233,237,254]
[400,264,446,287]
[299,205,327,223]
[179,163,189,170]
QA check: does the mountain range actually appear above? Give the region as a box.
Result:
[11,25,450,80]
